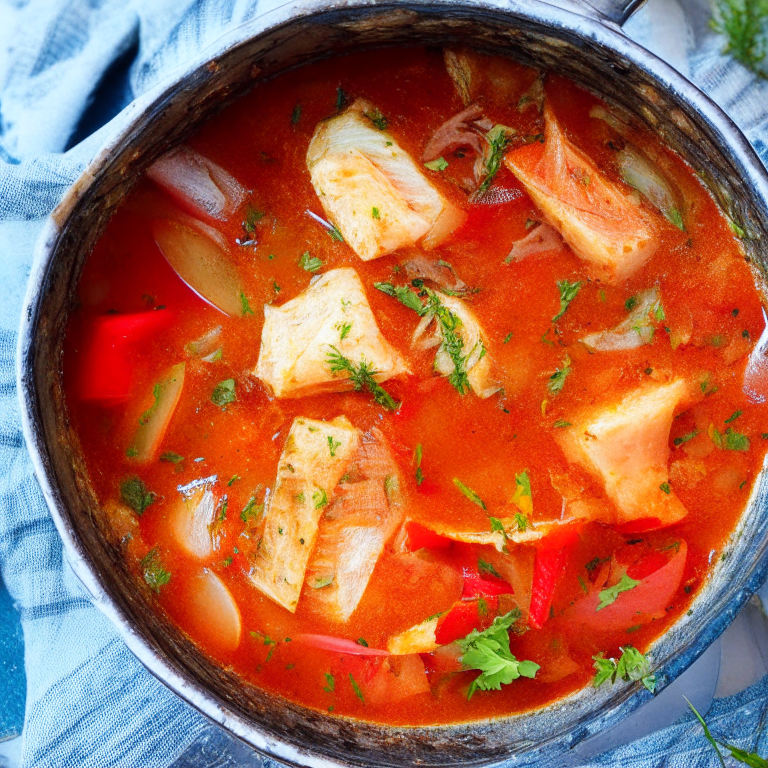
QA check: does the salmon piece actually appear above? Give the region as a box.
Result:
[505,106,659,283]
[555,379,689,527]
[303,428,404,622]
[255,268,409,399]
[307,100,465,260]
[247,416,360,612]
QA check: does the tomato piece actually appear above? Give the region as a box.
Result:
[615,517,663,534]
[75,311,173,403]
[435,597,498,645]
[403,521,452,551]
[626,551,670,581]
[422,644,463,676]
[461,573,513,598]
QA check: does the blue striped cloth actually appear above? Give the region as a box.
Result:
[1,1,767,766]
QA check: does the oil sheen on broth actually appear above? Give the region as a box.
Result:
[62,47,768,725]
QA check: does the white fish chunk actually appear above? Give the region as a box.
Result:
[307,99,465,261]
[247,416,360,612]
[303,428,404,622]
[555,379,689,527]
[170,486,216,559]
[506,106,659,283]
[255,267,409,399]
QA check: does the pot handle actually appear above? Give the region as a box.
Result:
[580,0,647,25]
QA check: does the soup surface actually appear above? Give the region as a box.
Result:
[63,47,768,725]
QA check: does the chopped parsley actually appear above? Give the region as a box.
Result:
[313,575,335,589]
[372,207,381,219]
[141,548,171,593]
[120,477,156,515]
[453,478,487,509]
[160,452,184,465]
[313,488,328,509]
[241,496,264,524]
[503,331,514,344]
[597,574,640,611]
[336,321,352,340]
[553,420,572,428]
[291,102,302,125]
[425,157,449,171]
[515,513,528,532]
[674,428,698,447]
[323,672,335,692]
[457,610,539,699]
[373,281,425,314]
[240,292,255,317]
[357,638,369,647]
[512,470,533,517]
[211,379,236,408]
[328,223,344,242]
[138,383,162,426]
[660,482,671,495]
[326,346,399,411]
[553,280,582,322]
[725,410,743,424]
[414,443,425,486]
[228,474,240,486]
[489,516,509,543]
[478,558,502,579]
[478,124,513,194]
[548,355,572,395]
[592,645,656,692]
[710,424,750,452]
[363,107,388,130]
[241,206,264,235]
[625,295,638,312]
[349,673,365,703]
[299,251,323,272]
[328,435,342,458]
[426,291,472,394]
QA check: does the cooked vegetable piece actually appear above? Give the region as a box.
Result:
[128,363,185,462]
[152,217,244,316]
[186,570,242,652]
[75,311,173,403]
[306,99,465,260]
[581,288,665,351]
[255,268,408,399]
[146,146,246,221]
[412,290,499,398]
[366,655,430,705]
[247,416,360,612]
[506,105,659,282]
[555,379,689,527]
[303,428,404,622]
[617,147,685,230]
[169,486,216,559]
[505,223,562,263]
[529,531,578,629]
[388,616,440,655]
[292,634,389,655]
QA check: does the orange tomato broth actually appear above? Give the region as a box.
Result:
[62,47,768,725]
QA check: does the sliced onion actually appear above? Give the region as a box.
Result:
[186,570,242,652]
[422,104,485,163]
[582,288,663,351]
[617,147,685,230]
[146,146,246,221]
[170,486,215,559]
[186,326,222,360]
[128,362,186,462]
[292,634,390,656]
[505,223,562,263]
[153,218,244,317]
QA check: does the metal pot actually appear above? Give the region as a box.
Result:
[17,1,768,766]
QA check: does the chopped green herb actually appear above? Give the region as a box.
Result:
[625,295,638,312]
[425,157,449,171]
[733,308,740,317]
[141,548,171,593]
[120,477,156,515]
[457,610,539,699]
[578,574,589,595]
[503,331,514,343]
[371,207,381,220]
[211,379,236,408]
[160,452,184,464]
[553,420,572,428]
[489,516,509,542]
[327,223,344,242]
[710,425,750,451]
[328,435,342,458]
[335,321,352,340]
[425,291,471,394]
[326,346,399,411]
[349,673,365,703]
[374,281,425,314]
[272,280,281,294]
[453,478,487,509]
[725,410,743,424]
[126,447,139,458]
[357,637,369,647]
[597,574,640,611]
[139,383,162,426]
[241,496,264,524]
[548,355,572,395]
[414,443,424,486]
[674,429,698,447]
[228,474,240,486]
[299,251,323,272]
[222,556,233,567]
[478,124,513,193]
[592,645,656,692]
[313,575,335,589]
[363,107,388,130]
[291,102,302,125]
[478,558,502,579]
[660,482,671,495]
[313,488,328,509]
[553,280,582,322]
[323,672,336,693]
[241,206,265,234]
[240,292,255,317]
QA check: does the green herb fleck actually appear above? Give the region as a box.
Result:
[160,451,184,464]
[425,157,449,171]
[241,292,255,317]
[660,482,671,495]
[323,672,335,692]
[553,420,572,428]
[592,645,656,693]
[553,280,582,322]
[328,435,342,458]
[120,477,155,515]
[313,488,328,509]
[478,558,502,579]
[514,512,528,532]
[349,673,365,703]
[313,575,334,589]
[453,478,486,509]
[374,281,425,314]
[299,251,323,272]
[371,206,381,220]
[597,574,640,611]
[674,429,698,447]
[291,102,302,125]
[211,379,236,408]
[548,355,572,395]
[364,108,388,130]
[725,410,743,424]
[326,346,399,411]
[141,547,171,593]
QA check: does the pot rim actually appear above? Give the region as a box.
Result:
[16,2,768,767]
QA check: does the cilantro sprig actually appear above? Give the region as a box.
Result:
[457,610,539,699]
[326,346,399,410]
[120,477,156,515]
[592,645,656,692]
[141,547,171,593]
[597,574,639,611]
[553,280,582,322]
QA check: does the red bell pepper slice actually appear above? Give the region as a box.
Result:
[403,521,452,551]
[529,527,580,630]
[461,573,513,599]
[615,517,663,534]
[435,597,499,645]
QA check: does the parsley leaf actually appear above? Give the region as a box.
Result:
[592,645,656,692]
[515,512,528,532]
[120,477,156,515]
[160,452,184,465]
[553,280,582,322]
[710,424,750,451]
[453,478,487,509]
[512,470,533,517]
[211,379,236,408]
[241,495,265,524]
[240,291,255,317]
[326,346,399,411]
[414,443,424,486]
[373,282,426,314]
[349,673,365,702]
[363,108,388,130]
[328,435,341,457]
[299,252,323,272]
[477,125,513,194]
[323,671,335,692]
[597,574,640,611]
[141,547,171,593]
[457,610,539,698]
[371,207,381,219]
[425,157,449,171]
[548,355,572,395]
[674,428,698,447]
[478,558,502,578]
[313,488,328,509]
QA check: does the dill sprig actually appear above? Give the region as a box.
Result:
[478,125,513,194]
[711,0,768,77]
[425,291,470,394]
[326,346,399,411]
